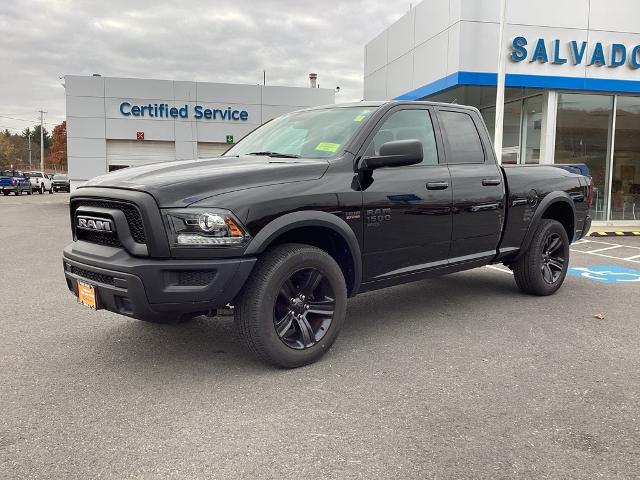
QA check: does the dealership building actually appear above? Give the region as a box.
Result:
[65,75,334,190]
[365,0,640,226]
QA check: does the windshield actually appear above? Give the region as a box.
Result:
[53,175,68,180]
[224,106,376,159]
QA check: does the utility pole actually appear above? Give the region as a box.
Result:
[39,110,46,171]
[27,128,32,169]
[493,0,507,165]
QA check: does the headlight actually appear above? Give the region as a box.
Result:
[164,208,249,247]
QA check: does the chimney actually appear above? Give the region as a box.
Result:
[309,73,317,88]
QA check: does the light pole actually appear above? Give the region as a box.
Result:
[27,128,32,169]
[39,110,46,172]
[494,0,507,165]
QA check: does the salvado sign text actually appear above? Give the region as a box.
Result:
[511,36,640,69]
[119,102,249,121]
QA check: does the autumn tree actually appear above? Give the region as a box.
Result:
[50,121,67,168]
[0,131,19,167]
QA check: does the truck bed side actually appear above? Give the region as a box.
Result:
[498,164,591,261]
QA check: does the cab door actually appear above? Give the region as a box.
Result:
[437,108,506,262]
[356,106,453,283]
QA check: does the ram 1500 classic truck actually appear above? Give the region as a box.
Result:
[63,101,592,367]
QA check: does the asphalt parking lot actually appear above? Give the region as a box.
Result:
[1,194,639,479]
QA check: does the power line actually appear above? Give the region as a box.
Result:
[0,125,25,132]
[0,111,41,116]
[0,115,57,127]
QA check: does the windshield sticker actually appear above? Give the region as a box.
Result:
[354,114,366,122]
[315,142,341,153]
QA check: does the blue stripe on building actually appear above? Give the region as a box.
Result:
[394,71,640,101]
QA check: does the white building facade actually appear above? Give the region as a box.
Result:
[65,75,334,190]
[364,0,640,225]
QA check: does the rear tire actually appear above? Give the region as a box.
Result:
[14,189,20,196]
[513,219,569,296]
[235,243,347,368]
[27,188,32,195]
[49,186,53,194]
[39,185,44,194]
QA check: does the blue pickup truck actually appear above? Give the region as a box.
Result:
[0,170,33,196]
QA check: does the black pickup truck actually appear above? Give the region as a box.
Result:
[63,101,592,367]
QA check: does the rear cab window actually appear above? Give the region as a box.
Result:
[438,110,485,164]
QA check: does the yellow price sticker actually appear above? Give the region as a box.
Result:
[315,142,341,153]
[354,114,366,122]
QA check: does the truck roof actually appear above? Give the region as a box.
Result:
[301,100,480,113]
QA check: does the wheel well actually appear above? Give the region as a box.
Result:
[266,226,356,295]
[541,201,574,242]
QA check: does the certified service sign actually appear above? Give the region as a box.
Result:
[119,102,249,121]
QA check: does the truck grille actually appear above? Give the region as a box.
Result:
[75,200,146,244]
[77,230,122,247]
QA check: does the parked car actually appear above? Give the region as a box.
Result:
[52,174,70,192]
[25,171,53,194]
[63,101,592,368]
[0,170,32,195]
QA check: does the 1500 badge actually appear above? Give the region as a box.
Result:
[366,208,391,227]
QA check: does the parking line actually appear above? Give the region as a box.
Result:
[486,265,513,275]
[570,249,640,264]
[587,245,623,253]
[625,254,640,261]
[579,239,640,250]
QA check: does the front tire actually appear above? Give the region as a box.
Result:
[235,243,347,368]
[513,219,569,296]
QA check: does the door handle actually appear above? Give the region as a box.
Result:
[482,178,502,186]
[426,181,449,190]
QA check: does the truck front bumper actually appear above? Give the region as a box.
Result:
[62,241,256,322]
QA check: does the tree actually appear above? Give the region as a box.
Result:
[25,125,51,149]
[50,121,67,168]
[0,131,19,167]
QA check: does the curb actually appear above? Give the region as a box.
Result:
[590,231,640,237]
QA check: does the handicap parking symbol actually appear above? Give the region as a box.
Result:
[568,265,640,283]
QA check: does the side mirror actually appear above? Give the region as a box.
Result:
[361,139,423,170]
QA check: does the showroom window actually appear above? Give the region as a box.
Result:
[611,96,640,221]
[427,86,542,165]
[555,93,614,221]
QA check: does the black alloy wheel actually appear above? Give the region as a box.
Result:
[512,219,570,296]
[540,232,565,284]
[235,243,347,368]
[273,268,336,350]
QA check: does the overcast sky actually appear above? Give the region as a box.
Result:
[0,0,409,134]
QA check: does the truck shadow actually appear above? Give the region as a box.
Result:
[87,268,521,375]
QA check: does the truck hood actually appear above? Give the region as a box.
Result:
[80,155,329,207]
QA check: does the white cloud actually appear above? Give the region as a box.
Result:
[0,0,408,132]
